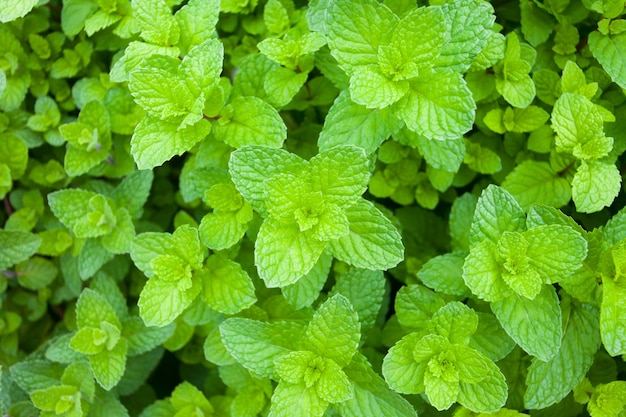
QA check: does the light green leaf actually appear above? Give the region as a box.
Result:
[437,0,496,72]
[180,39,223,97]
[301,294,360,367]
[382,332,426,394]
[122,317,174,356]
[330,199,404,270]
[171,381,214,415]
[131,116,211,170]
[350,65,408,109]
[572,160,621,213]
[468,312,516,362]
[457,369,508,413]
[410,134,465,173]
[89,339,127,390]
[175,0,219,53]
[502,160,571,210]
[430,302,478,345]
[229,146,306,216]
[524,224,587,282]
[395,284,445,332]
[326,0,398,72]
[75,288,121,330]
[469,185,526,248]
[318,91,403,154]
[268,382,327,417]
[551,93,612,160]
[0,230,41,270]
[0,133,28,179]
[309,145,369,207]
[78,238,114,280]
[0,0,38,23]
[138,277,201,327]
[396,70,475,140]
[601,274,626,356]
[283,253,332,310]
[129,65,200,123]
[220,318,305,379]
[340,353,417,417]
[424,370,458,410]
[200,255,257,314]
[9,359,64,393]
[418,252,469,296]
[111,170,154,218]
[255,218,326,288]
[213,96,286,148]
[264,67,308,107]
[525,298,600,409]
[491,286,562,361]
[331,267,386,334]
[199,210,248,251]
[589,31,626,89]
[133,0,179,46]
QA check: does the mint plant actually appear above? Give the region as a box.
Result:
[1,0,626,416]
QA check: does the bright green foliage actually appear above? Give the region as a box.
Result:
[3,0,626,416]
[318,0,494,141]
[463,185,587,360]
[383,302,507,412]
[132,225,256,326]
[230,145,403,287]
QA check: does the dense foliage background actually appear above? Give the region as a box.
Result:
[0,0,626,416]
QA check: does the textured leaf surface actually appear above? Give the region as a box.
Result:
[491,286,562,361]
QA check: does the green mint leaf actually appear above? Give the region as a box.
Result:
[524,224,587,283]
[436,0,496,72]
[175,0,219,53]
[525,297,600,409]
[229,146,306,216]
[268,382,327,417]
[468,312,516,362]
[48,190,115,238]
[199,210,249,251]
[382,332,426,394]
[110,170,154,218]
[396,70,475,140]
[395,284,445,332]
[340,353,418,417]
[9,359,64,393]
[122,317,174,357]
[0,0,38,22]
[491,286,562,361]
[520,0,555,46]
[398,130,465,173]
[589,30,626,89]
[349,65,409,109]
[469,185,526,248]
[551,92,613,160]
[129,64,201,123]
[300,294,360,367]
[200,255,257,314]
[418,252,469,297]
[494,33,536,108]
[255,218,327,288]
[318,91,403,154]
[429,302,478,345]
[220,319,305,379]
[133,0,179,46]
[330,267,386,335]
[170,381,214,415]
[601,272,626,356]
[283,253,332,310]
[457,369,508,413]
[0,230,41,270]
[138,274,201,328]
[587,381,626,417]
[326,0,398,72]
[213,96,286,148]
[308,145,369,207]
[502,160,571,210]
[78,238,115,280]
[329,199,404,270]
[572,160,621,213]
[131,116,211,170]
